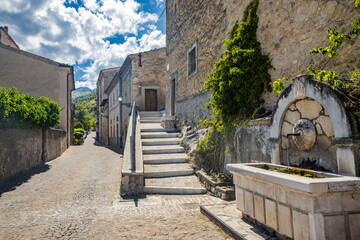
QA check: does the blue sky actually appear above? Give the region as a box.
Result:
[0,0,166,89]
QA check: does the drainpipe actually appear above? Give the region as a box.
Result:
[119,76,123,147]
[107,103,110,145]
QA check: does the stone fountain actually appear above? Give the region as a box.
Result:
[227,75,360,239]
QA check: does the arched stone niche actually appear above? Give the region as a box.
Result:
[270,75,358,176]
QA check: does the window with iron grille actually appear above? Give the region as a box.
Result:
[187,42,197,78]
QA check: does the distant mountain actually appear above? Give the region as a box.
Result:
[72,88,94,100]
[75,87,92,92]
[72,91,97,131]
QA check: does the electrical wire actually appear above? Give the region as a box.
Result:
[139,7,165,52]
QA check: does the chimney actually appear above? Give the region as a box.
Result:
[3,26,8,33]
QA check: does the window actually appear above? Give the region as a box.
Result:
[187,42,197,78]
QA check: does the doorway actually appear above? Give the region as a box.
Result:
[145,89,157,111]
[170,79,175,116]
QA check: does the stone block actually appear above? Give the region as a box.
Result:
[284,109,300,125]
[317,135,332,149]
[292,210,309,240]
[255,180,276,200]
[349,213,360,239]
[324,215,346,240]
[315,115,334,137]
[254,194,265,224]
[296,99,322,120]
[244,190,254,217]
[278,204,293,238]
[281,121,293,136]
[265,199,278,230]
[236,187,245,212]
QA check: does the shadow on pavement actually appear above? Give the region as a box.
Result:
[122,195,147,207]
[92,137,124,155]
[0,163,51,197]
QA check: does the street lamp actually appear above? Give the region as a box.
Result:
[118,96,123,102]
[118,95,123,148]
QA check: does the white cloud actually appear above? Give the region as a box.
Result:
[0,0,165,89]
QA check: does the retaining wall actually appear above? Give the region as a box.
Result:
[0,128,67,183]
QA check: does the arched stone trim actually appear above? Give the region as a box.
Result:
[270,75,352,140]
[269,75,357,176]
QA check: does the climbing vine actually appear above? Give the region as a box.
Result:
[205,0,272,123]
[196,0,272,173]
[273,1,360,111]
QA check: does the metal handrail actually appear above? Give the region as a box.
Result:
[129,101,136,171]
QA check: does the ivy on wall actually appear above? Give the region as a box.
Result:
[0,87,61,129]
[205,0,272,123]
[196,0,272,174]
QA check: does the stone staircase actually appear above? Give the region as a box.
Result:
[139,111,206,195]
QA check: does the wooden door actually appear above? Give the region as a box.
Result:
[145,89,157,111]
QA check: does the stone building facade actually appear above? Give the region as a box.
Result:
[164,0,360,127]
[98,48,166,147]
[0,43,75,147]
[96,67,120,145]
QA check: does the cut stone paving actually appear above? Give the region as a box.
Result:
[139,111,206,195]
[0,133,230,239]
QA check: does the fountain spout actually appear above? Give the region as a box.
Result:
[286,132,301,137]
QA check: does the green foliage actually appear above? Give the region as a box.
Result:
[73,128,85,144]
[74,122,84,129]
[0,87,60,129]
[272,1,360,95]
[73,90,96,131]
[205,0,272,122]
[196,120,236,173]
[273,77,288,93]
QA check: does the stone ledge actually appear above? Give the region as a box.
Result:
[200,203,272,240]
[196,170,235,200]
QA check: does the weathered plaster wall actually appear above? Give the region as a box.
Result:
[46,129,67,161]
[166,0,360,123]
[0,128,67,183]
[235,119,273,164]
[175,91,212,126]
[0,44,73,146]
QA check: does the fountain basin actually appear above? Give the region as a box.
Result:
[227,163,360,239]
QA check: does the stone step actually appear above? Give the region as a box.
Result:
[141,132,180,139]
[138,111,161,117]
[139,119,161,123]
[140,126,177,132]
[142,138,180,146]
[144,163,194,177]
[144,175,206,194]
[143,153,187,164]
[142,145,184,154]
[143,186,206,195]
[139,116,162,120]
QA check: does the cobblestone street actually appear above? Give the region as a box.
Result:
[0,132,231,239]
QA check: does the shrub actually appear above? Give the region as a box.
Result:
[0,87,60,129]
[73,128,85,144]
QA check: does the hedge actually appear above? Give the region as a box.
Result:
[0,87,61,129]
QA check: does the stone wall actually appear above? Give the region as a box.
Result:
[0,128,67,183]
[280,98,337,172]
[46,129,67,161]
[175,91,212,127]
[166,0,360,123]
[131,48,166,112]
